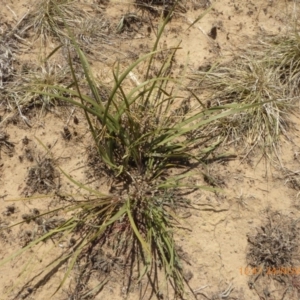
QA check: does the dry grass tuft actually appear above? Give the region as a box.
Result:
[247,211,300,272]
[7,60,72,120]
[190,49,295,157]
[190,23,300,159]
[261,31,300,98]
[0,25,22,90]
[20,0,111,46]
[0,39,15,90]
[24,0,85,41]
[246,210,300,298]
[73,15,113,61]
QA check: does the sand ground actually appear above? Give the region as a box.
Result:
[1,0,300,299]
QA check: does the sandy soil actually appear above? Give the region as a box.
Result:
[1,0,300,299]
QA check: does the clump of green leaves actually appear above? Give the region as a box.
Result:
[44,14,209,296]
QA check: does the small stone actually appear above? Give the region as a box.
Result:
[183,270,193,282]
